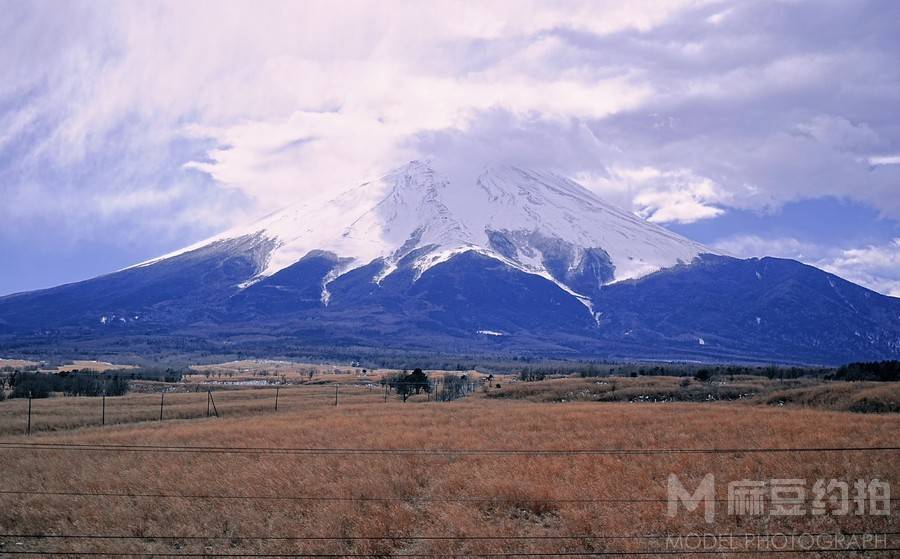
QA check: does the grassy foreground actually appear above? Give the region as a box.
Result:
[0,392,897,557]
[489,375,900,413]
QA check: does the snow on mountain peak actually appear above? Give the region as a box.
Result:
[136,160,716,300]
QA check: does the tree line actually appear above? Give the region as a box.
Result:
[0,366,187,400]
[0,371,129,399]
[831,360,900,382]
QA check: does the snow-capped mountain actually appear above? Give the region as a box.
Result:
[137,160,714,307]
[2,160,899,364]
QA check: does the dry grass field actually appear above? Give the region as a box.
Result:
[489,375,900,413]
[0,386,897,557]
[187,359,484,386]
[0,384,386,436]
[52,360,136,373]
[0,358,135,373]
[0,358,41,369]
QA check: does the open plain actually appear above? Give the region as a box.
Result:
[0,375,897,557]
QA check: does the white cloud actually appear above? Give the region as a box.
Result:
[869,155,900,166]
[794,115,878,152]
[183,71,652,210]
[636,191,724,223]
[823,239,900,297]
[95,187,186,217]
[608,167,728,224]
[2,0,700,222]
[713,235,900,297]
[712,235,823,261]
[3,0,900,265]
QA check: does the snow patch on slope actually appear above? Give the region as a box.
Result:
[134,160,718,306]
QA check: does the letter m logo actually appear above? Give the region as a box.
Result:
[668,473,716,523]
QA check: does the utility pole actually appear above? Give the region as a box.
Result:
[275,386,280,411]
[208,390,219,418]
[159,391,165,421]
[334,385,339,406]
[102,392,106,426]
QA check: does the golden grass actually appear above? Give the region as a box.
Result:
[186,359,484,386]
[53,360,136,373]
[0,385,387,436]
[489,375,900,413]
[1,358,136,373]
[0,395,897,557]
[0,358,40,369]
[758,381,900,413]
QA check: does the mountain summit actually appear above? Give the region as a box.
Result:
[139,161,714,308]
[2,161,899,364]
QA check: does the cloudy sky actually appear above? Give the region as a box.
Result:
[2,0,899,296]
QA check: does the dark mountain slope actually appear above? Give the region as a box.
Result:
[593,255,900,363]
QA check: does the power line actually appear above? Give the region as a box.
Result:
[0,548,896,557]
[1,441,897,456]
[1,531,895,542]
[0,488,853,506]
